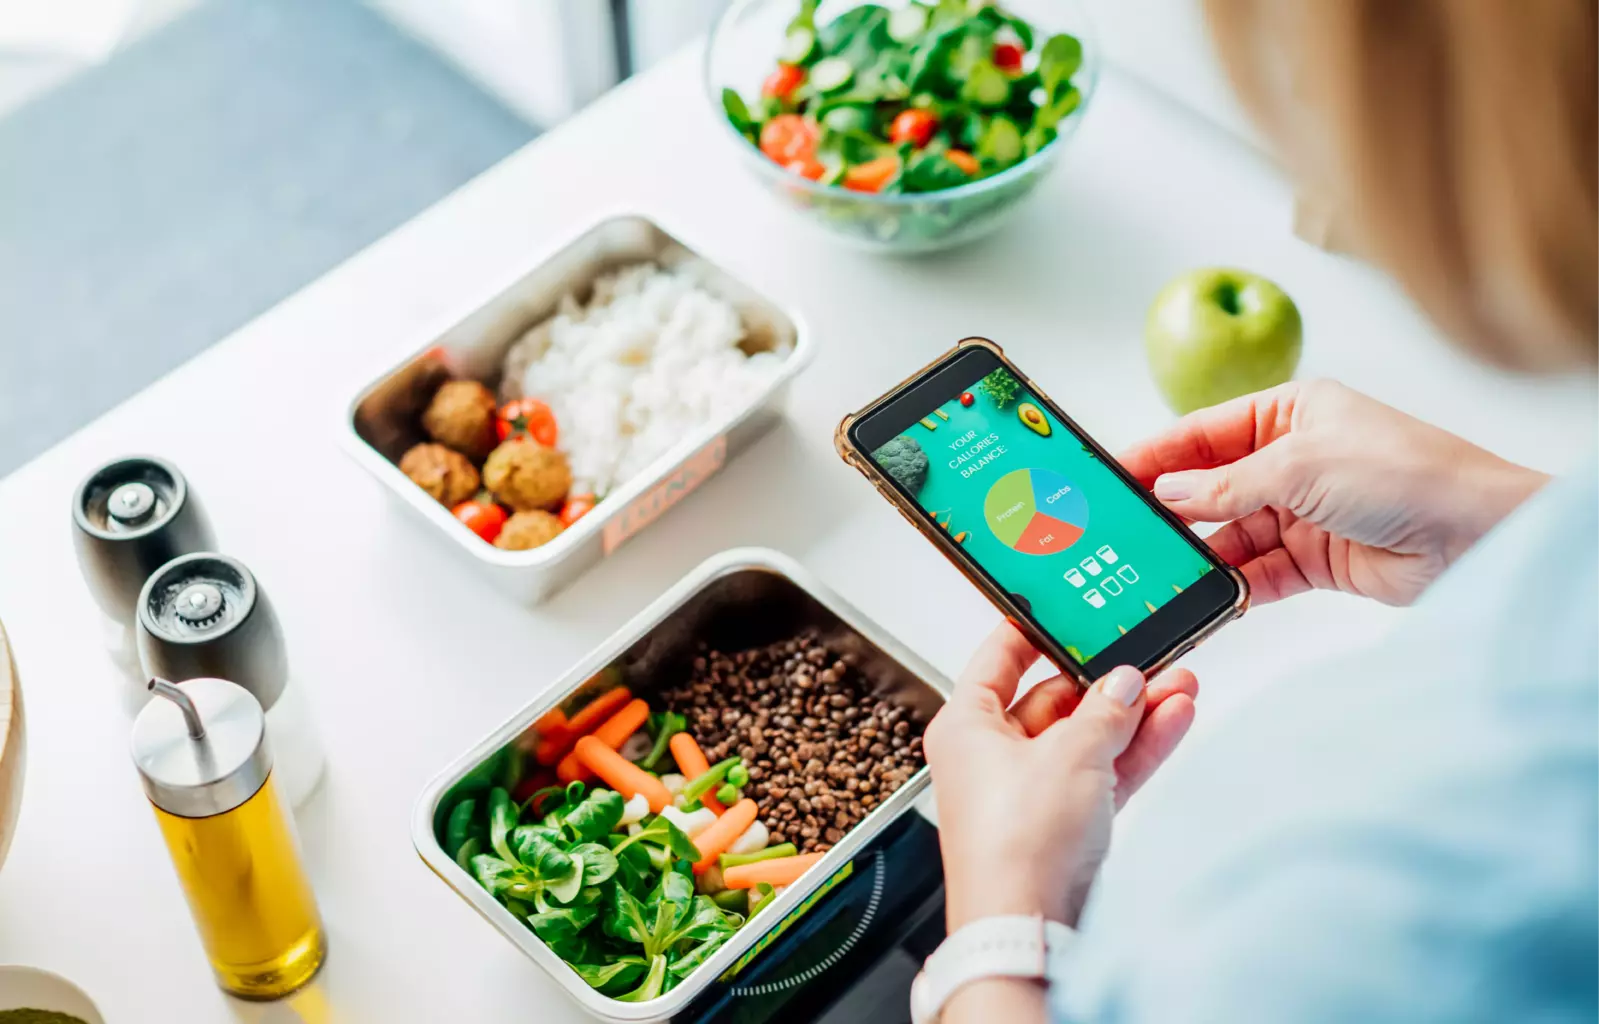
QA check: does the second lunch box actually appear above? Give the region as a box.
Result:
[413,549,950,1021]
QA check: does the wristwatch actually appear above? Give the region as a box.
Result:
[909,915,1076,1024]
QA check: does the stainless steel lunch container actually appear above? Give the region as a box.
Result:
[412,548,950,1022]
[341,215,815,605]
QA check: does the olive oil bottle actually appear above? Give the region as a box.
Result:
[133,678,325,999]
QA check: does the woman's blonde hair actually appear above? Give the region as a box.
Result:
[1205,0,1596,370]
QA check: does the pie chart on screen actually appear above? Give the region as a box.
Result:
[984,468,1089,555]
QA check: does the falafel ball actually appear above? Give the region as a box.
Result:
[422,379,498,459]
[495,510,564,550]
[482,440,571,511]
[399,442,480,506]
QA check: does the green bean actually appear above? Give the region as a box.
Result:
[680,757,740,803]
[720,843,798,870]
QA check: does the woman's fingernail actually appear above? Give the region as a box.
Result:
[1153,473,1194,501]
[1101,666,1144,707]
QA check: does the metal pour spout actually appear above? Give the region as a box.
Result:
[149,677,206,739]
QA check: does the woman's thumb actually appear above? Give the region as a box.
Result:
[1152,441,1299,522]
[1046,666,1146,764]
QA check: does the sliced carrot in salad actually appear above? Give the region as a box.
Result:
[724,852,825,889]
[557,698,649,784]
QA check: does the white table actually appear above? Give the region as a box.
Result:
[1,44,1592,1024]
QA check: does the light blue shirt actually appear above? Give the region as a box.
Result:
[1054,461,1598,1023]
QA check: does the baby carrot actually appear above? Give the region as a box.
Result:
[723,852,824,889]
[574,736,671,812]
[557,698,650,783]
[669,733,725,815]
[691,798,758,874]
[531,708,571,765]
[566,687,633,736]
[535,687,632,765]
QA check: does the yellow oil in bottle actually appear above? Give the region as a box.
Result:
[154,772,325,999]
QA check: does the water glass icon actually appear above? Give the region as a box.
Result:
[1064,568,1086,587]
[1096,545,1119,564]
[1083,589,1106,608]
[1102,577,1123,596]
[1117,565,1139,584]
[1080,556,1102,576]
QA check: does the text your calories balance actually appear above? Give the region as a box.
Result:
[949,430,1008,478]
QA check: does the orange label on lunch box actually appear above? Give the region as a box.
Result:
[602,434,727,555]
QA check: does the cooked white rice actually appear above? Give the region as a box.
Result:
[499,263,786,498]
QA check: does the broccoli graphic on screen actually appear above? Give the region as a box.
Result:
[874,435,930,495]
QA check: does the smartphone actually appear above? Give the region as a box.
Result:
[837,338,1247,686]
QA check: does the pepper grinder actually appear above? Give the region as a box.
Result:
[133,677,326,1000]
[71,456,215,680]
[136,553,324,808]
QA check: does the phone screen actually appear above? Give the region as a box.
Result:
[852,346,1236,670]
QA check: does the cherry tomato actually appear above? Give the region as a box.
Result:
[785,157,826,181]
[945,149,980,175]
[512,769,559,809]
[993,41,1025,73]
[760,114,818,165]
[843,155,900,193]
[560,494,597,527]
[889,108,939,148]
[959,392,975,407]
[496,398,558,446]
[452,500,507,543]
[762,63,806,99]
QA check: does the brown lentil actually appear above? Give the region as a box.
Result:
[655,629,926,856]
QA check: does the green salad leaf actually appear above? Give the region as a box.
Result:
[449,737,765,998]
[563,788,625,842]
[615,954,669,1002]
[571,842,620,887]
[569,956,650,995]
[488,787,519,864]
[526,904,600,943]
[444,798,477,859]
[613,814,702,864]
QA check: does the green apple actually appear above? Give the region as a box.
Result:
[1144,268,1303,414]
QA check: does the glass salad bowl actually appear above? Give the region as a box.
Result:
[705,0,1099,254]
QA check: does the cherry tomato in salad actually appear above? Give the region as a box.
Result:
[888,108,939,148]
[993,41,1025,73]
[945,149,980,175]
[762,63,806,99]
[843,155,900,193]
[785,157,826,181]
[496,398,558,446]
[760,114,818,166]
[559,494,597,527]
[452,499,507,543]
[959,392,975,407]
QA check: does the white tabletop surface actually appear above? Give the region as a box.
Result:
[1,42,1593,1024]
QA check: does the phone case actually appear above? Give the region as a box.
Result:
[836,337,1249,689]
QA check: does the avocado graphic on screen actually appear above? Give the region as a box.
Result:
[1017,402,1052,436]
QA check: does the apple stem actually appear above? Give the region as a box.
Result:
[1214,281,1243,316]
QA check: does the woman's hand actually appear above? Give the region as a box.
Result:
[1120,380,1547,605]
[927,623,1199,932]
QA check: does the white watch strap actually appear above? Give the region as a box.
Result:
[910,915,1076,1024]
